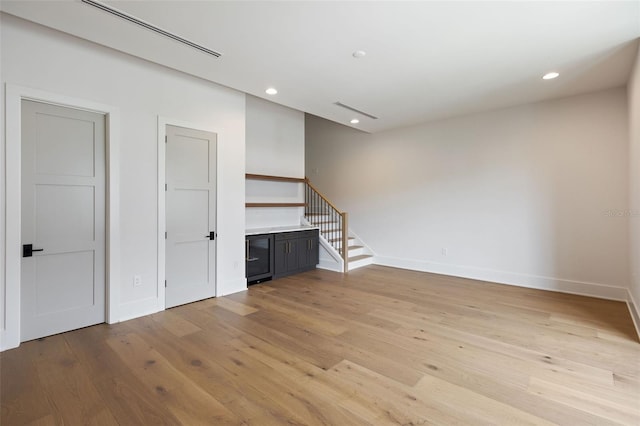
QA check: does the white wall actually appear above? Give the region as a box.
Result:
[307,88,630,299]
[1,14,247,348]
[628,43,640,324]
[0,15,5,348]
[245,95,305,229]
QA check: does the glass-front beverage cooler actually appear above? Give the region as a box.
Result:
[245,234,274,284]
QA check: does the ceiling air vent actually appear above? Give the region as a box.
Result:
[81,0,222,58]
[334,102,378,120]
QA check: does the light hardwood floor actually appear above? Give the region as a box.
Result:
[2,265,639,425]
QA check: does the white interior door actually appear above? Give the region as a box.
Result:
[165,125,217,308]
[20,100,106,342]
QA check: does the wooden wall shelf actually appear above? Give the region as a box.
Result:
[246,202,306,208]
[245,174,306,208]
[246,173,306,183]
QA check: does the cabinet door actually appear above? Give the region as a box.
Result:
[285,239,299,272]
[274,239,289,275]
[297,232,319,270]
[309,234,319,266]
[297,237,312,270]
[274,238,299,276]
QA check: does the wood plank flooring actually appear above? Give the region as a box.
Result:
[2,265,639,425]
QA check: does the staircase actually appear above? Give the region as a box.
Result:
[304,180,374,272]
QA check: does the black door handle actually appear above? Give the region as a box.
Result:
[23,244,44,258]
[205,231,215,240]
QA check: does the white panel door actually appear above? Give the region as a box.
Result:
[21,100,105,342]
[166,125,217,308]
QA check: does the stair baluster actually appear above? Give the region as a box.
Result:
[304,179,349,272]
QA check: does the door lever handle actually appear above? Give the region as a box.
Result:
[23,244,44,258]
[205,231,216,240]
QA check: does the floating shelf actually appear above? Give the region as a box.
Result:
[246,173,306,183]
[245,174,306,208]
[246,202,306,208]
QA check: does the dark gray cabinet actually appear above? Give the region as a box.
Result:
[274,229,319,278]
[274,236,297,276]
[298,231,319,270]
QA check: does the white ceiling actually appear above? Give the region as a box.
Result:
[2,1,639,133]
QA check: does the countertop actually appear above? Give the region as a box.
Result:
[245,224,319,236]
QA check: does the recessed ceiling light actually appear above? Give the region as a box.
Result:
[265,87,278,95]
[352,50,366,58]
[350,118,360,124]
[542,72,559,80]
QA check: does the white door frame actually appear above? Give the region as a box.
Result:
[157,117,219,310]
[2,84,120,351]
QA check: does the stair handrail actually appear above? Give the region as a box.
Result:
[304,178,349,273]
[305,179,344,214]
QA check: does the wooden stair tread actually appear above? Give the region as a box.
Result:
[329,237,355,243]
[349,254,372,262]
[348,245,364,251]
[246,202,306,207]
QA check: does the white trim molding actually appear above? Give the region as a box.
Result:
[2,84,120,351]
[216,278,248,297]
[301,216,343,273]
[375,256,629,302]
[627,290,640,341]
[316,242,344,273]
[118,297,162,323]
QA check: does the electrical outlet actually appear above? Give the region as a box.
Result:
[442,248,448,256]
[133,275,142,287]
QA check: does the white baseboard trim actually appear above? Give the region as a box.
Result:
[0,330,19,352]
[374,256,628,301]
[317,260,343,273]
[217,278,248,297]
[627,290,640,341]
[117,297,162,323]
[113,277,248,322]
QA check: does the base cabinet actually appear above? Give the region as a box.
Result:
[274,229,319,278]
[298,232,319,270]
